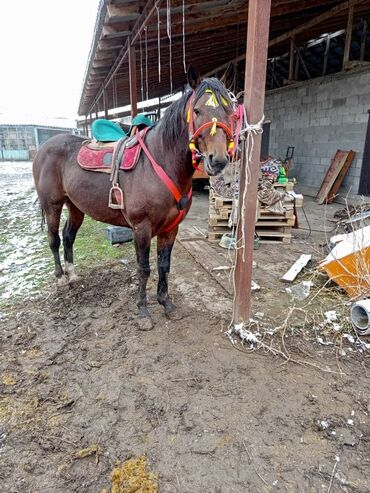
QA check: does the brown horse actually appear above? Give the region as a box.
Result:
[33,68,235,330]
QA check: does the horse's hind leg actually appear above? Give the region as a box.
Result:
[43,202,65,285]
[62,200,84,283]
[157,228,178,318]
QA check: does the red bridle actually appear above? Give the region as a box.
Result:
[187,93,236,169]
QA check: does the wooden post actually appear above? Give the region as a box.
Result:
[128,39,138,118]
[322,34,330,76]
[294,50,300,80]
[342,0,354,70]
[233,0,271,325]
[288,37,295,81]
[296,45,311,79]
[103,87,108,119]
[360,19,368,62]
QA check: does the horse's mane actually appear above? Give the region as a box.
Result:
[157,77,233,150]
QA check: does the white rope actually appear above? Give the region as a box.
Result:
[139,32,144,101]
[238,110,265,261]
[230,109,265,325]
[167,0,173,93]
[145,26,149,101]
[156,6,161,82]
[182,0,186,73]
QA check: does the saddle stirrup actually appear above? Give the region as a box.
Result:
[108,185,125,210]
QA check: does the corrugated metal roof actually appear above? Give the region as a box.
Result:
[0,115,77,129]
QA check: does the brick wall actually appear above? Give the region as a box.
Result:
[264,68,370,195]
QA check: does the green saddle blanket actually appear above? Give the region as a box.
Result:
[91,119,126,142]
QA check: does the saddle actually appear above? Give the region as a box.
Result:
[77,128,150,210]
[77,129,148,173]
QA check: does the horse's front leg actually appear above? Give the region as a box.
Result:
[157,227,179,318]
[133,224,153,331]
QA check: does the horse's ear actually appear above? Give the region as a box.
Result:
[187,65,201,90]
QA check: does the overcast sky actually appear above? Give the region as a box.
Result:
[0,0,100,120]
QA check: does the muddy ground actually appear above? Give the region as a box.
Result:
[1,230,370,492]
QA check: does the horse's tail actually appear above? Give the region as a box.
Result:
[40,207,46,232]
[34,196,46,231]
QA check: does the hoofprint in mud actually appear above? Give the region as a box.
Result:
[1,243,370,492]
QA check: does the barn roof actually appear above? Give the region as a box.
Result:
[78,0,370,117]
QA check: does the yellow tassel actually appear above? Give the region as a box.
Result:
[228,141,234,149]
[189,142,196,150]
[186,108,190,123]
[205,89,219,108]
[210,118,217,136]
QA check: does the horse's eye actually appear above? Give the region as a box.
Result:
[194,108,200,116]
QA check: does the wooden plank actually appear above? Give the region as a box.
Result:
[177,238,233,295]
[342,1,355,69]
[280,254,312,283]
[316,150,355,204]
[328,150,356,202]
[255,229,292,237]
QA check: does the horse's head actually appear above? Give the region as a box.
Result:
[187,67,235,176]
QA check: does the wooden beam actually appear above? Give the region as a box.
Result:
[322,33,331,76]
[88,0,162,115]
[106,4,140,23]
[233,0,271,325]
[295,43,311,78]
[343,0,355,69]
[128,40,138,118]
[294,49,300,79]
[102,25,131,39]
[204,1,352,79]
[360,19,368,61]
[288,37,295,81]
[269,1,350,48]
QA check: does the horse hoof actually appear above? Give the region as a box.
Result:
[166,309,183,321]
[68,274,80,285]
[137,316,154,331]
[56,276,69,287]
[164,302,183,321]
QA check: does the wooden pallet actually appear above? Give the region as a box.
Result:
[209,216,295,228]
[208,229,292,243]
[273,181,295,191]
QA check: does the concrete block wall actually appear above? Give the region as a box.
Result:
[264,69,370,195]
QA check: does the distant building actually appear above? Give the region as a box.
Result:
[0,117,80,161]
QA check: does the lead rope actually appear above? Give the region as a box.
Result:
[156,6,161,82]
[230,109,265,325]
[167,0,173,93]
[139,32,144,101]
[182,0,186,73]
[145,26,149,101]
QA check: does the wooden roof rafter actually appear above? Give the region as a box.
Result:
[78,0,370,116]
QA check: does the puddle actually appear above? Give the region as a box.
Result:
[0,161,53,306]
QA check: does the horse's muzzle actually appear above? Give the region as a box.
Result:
[205,155,229,176]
